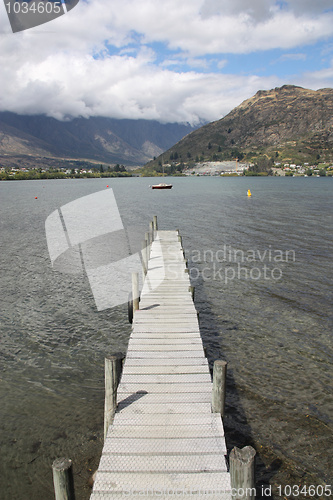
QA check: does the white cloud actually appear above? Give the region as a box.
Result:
[92,0,333,55]
[0,0,333,123]
[0,44,280,123]
[200,0,275,22]
[275,53,307,63]
[300,58,333,89]
[287,0,333,15]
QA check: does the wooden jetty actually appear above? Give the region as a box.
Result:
[90,226,232,499]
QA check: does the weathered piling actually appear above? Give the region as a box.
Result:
[141,240,148,275]
[211,359,227,416]
[153,215,158,231]
[104,355,122,440]
[149,220,154,242]
[145,230,151,248]
[189,285,195,300]
[132,272,139,312]
[230,446,256,500]
[52,457,75,500]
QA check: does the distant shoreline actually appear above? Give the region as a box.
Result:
[1,172,331,181]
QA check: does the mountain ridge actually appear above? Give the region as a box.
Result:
[146,85,333,170]
[0,113,197,166]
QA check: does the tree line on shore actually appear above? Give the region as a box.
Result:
[0,164,132,181]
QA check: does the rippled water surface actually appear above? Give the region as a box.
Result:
[0,177,332,499]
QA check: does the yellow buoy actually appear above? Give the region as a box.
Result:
[247,189,252,197]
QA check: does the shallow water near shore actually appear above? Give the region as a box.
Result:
[0,176,332,499]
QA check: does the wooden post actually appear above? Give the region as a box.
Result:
[52,457,75,500]
[230,446,256,500]
[149,221,154,242]
[128,292,133,324]
[104,355,122,440]
[145,231,150,250]
[153,215,158,231]
[141,241,148,275]
[132,272,139,312]
[189,286,195,300]
[145,236,150,269]
[211,360,227,416]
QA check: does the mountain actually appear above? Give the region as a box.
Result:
[0,112,197,166]
[146,85,333,170]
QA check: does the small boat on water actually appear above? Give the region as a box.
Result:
[151,183,173,189]
[151,159,172,189]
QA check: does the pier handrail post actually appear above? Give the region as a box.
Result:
[230,446,256,499]
[211,359,227,416]
[52,457,75,500]
[132,272,140,312]
[104,355,122,440]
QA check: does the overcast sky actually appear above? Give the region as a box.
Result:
[1,0,333,124]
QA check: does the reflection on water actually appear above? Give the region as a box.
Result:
[0,177,332,499]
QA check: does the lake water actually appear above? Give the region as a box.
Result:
[0,177,332,499]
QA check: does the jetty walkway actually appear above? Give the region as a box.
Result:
[90,229,232,499]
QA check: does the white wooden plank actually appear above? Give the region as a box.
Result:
[134,312,197,319]
[98,454,227,473]
[116,402,211,414]
[125,351,205,358]
[91,492,231,500]
[103,437,226,454]
[139,299,194,305]
[117,391,211,403]
[141,286,191,289]
[128,333,201,340]
[107,422,224,438]
[91,471,231,498]
[129,335,201,342]
[133,319,199,325]
[128,336,202,343]
[124,357,209,366]
[139,301,193,306]
[140,290,192,294]
[138,299,194,303]
[113,413,224,427]
[117,383,212,393]
[138,303,195,309]
[143,276,190,282]
[121,365,209,374]
[127,339,203,346]
[127,344,203,352]
[132,326,201,333]
[133,307,195,312]
[126,349,205,359]
[120,373,211,384]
